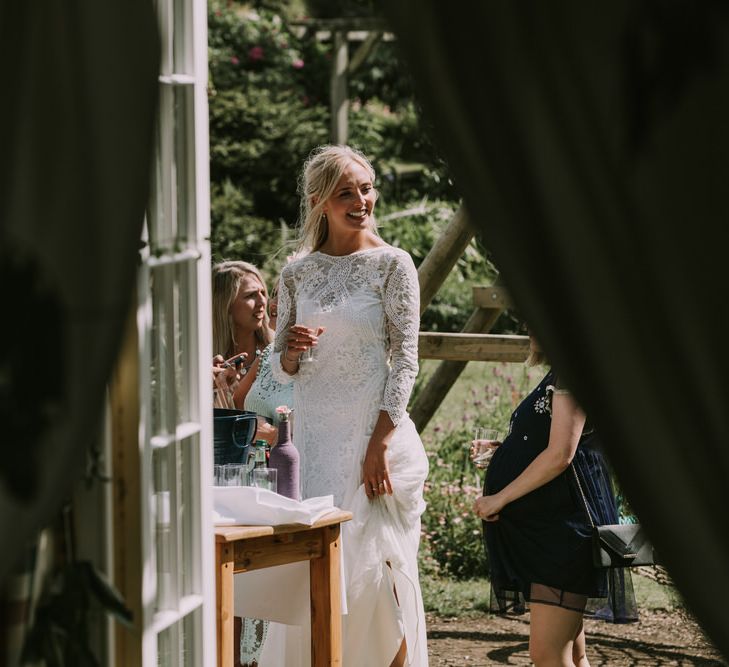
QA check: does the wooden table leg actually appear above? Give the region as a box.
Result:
[310,524,342,666]
[216,541,235,667]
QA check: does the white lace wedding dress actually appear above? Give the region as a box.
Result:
[270,245,430,667]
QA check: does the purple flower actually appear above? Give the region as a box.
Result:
[248,45,264,62]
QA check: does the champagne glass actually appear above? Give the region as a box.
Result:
[296,298,323,364]
[471,427,501,469]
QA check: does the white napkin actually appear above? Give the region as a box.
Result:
[213,486,335,526]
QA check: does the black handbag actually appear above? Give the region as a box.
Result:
[571,465,656,568]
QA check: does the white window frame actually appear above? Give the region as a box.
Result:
[132,0,215,664]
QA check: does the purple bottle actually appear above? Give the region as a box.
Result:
[268,407,300,500]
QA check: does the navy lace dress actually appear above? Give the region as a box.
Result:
[484,370,638,622]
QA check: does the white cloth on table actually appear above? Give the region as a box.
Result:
[213,486,334,526]
[267,245,429,667]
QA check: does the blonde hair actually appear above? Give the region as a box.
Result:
[294,145,378,254]
[526,334,547,367]
[212,261,272,358]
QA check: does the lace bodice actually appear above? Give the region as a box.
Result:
[272,245,420,427]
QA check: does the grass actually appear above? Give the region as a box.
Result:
[421,572,681,619]
[421,575,492,618]
[632,571,683,610]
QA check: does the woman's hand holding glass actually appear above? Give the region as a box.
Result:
[284,324,325,367]
[470,427,501,469]
[294,298,326,363]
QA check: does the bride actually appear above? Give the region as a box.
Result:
[272,144,429,666]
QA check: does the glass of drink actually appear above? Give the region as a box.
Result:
[471,427,501,469]
[296,298,323,364]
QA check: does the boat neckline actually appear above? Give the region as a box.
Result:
[311,245,393,258]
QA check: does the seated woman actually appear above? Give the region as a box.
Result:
[212,260,277,445]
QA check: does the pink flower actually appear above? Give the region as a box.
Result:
[275,405,292,421]
[230,55,240,65]
[248,46,264,62]
[292,58,305,69]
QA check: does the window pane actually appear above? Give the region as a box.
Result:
[173,0,193,75]
[157,622,175,667]
[179,434,200,596]
[147,122,166,253]
[174,84,195,247]
[182,608,201,666]
[153,447,177,611]
[151,265,177,436]
[174,261,192,424]
[150,85,176,252]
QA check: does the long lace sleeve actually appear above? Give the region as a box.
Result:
[271,265,296,384]
[381,251,420,426]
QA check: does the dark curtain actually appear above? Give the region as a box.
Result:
[384,0,729,657]
[0,4,159,582]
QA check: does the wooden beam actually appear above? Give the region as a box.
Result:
[233,532,323,572]
[348,31,381,73]
[419,332,529,362]
[417,206,474,314]
[329,30,349,144]
[472,285,513,310]
[289,17,388,32]
[111,305,142,667]
[411,305,503,431]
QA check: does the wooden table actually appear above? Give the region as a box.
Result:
[215,509,352,667]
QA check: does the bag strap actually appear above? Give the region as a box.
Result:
[570,464,596,529]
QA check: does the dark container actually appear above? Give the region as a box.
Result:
[213,408,257,465]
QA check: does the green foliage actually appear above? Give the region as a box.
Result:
[208,1,331,272]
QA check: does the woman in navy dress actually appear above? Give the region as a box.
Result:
[474,337,636,666]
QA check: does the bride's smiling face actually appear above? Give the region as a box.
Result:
[322,161,377,237]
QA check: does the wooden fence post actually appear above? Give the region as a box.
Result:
[417,206,474,314]
[330,30,349,144]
